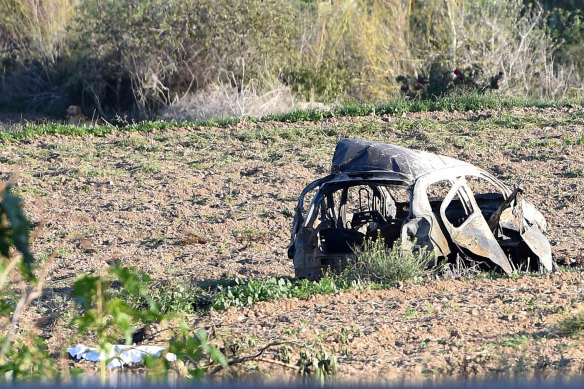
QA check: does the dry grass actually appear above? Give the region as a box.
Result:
[160,81,327,121]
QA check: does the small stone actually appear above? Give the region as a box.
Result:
[450,329,462,339]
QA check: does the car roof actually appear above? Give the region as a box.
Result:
[331,138,475,180]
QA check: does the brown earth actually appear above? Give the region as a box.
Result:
[0,106,583,383]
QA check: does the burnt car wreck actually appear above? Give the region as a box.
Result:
[288,138,554,280]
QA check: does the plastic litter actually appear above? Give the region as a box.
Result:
[67,344,177,368]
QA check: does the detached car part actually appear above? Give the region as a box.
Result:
[288,138,554,280]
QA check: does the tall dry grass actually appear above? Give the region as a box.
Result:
[0,0,76,65]
[0,0,78,112]
[298,0,581,101]
[443,0,581,98]
[0,0,581,117]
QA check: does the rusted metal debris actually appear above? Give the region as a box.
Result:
[288,138,555,280]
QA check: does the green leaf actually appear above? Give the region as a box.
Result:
[0,298,14,316]
[72,275,102,310]
[0,188,35,279]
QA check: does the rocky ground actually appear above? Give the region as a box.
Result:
[0,106,583,383]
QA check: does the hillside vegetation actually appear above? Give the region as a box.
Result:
[1,0,583,119]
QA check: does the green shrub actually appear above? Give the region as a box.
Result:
[70,0,299,117]
[548,8,584,79]
[122,278,207,314]
[557,308,584,337]
[1,0,582,117]
[346,238,434,287]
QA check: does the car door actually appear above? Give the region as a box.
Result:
[439,177,513,273]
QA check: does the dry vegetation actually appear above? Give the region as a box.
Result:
[1,0,583,119]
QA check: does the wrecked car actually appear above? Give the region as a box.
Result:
[288,138,554,280]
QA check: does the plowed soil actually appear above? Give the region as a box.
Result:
[1,106,583,383]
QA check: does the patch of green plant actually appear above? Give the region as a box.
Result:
[122,278,209,314]
[563,135,584,146]
[403,307,417,318]
[145,326,228,380]
[501,334,528,348]
[71,265,162,345]
[0,336,56,381]
[1,96,583,142]
[296,348,338,385]
[560,168,584,178]
[210,275,361,310]
[557,308,584,337]
[262,95,580,124]
[345,237,434,287]
[0,184,56,381]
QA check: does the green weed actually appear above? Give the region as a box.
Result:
[560,168,584,178]
[557,308,584,337]
[404,307,417,318]
[71,264,227,382]
[210,276,360,310]
[345,238,434,287]
[501,334,529,348]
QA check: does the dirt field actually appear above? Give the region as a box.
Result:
[1,106,583,383]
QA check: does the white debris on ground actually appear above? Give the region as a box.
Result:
[67,344,177,368]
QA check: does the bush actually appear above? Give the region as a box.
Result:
[346,238,434,287]
[548,8,584,80]
[69,0,299,118]
[0,0,76,113]
[1,0,582,118]
[557,308,584,337]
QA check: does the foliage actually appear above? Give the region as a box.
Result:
[71,264,227,381]
[0,0,77,113]
[346,238,434,287]
[71,264,161,345]
[68,0,299,117]
[211,276,360,311]
[557,308,584,337]
[548,8,584,79]
[0,185,33,279]
[0,337,55,381]
[123,278,206,314]
[396,63,504,99]
[297,348,338,385]
[0,95,582,142]
[1,0,582,117]
[143,326,228,380]
[0,0,75,66]
[0,184,56,381]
